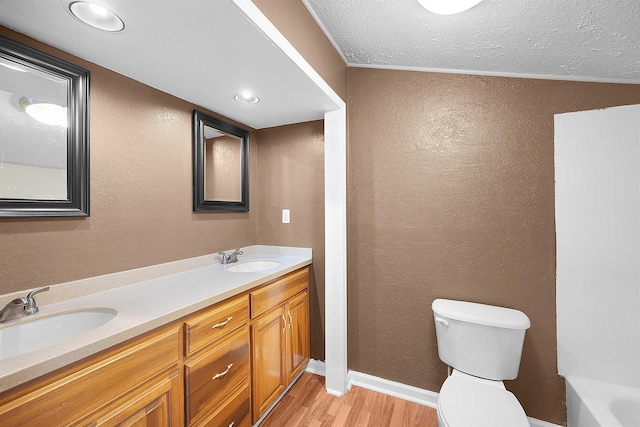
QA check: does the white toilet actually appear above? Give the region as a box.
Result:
[432,298,531,427]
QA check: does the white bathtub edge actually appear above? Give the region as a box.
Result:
[566,375,640,427]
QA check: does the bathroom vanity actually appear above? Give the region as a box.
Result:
[0,246,311,426]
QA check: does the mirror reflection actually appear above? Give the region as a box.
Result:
[0,36,89,217]
[193,110,249,212]
[0,55,68,200]
[203,126,242,202]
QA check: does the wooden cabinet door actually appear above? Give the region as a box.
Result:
[0,326,181,426]
[285,291,310,383]
[250,305,286,423]
[92,369,183,427]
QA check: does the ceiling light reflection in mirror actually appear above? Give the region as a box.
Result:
[19,97,68,127]
[0,55,68,200]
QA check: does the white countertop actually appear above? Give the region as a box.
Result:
[0,245,312,393]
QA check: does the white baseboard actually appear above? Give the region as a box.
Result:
[528,418,563,427]
[305,360,562,427]
[305,358,326,376]
[348,369,439,408]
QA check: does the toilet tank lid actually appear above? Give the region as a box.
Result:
[432,299,531,330]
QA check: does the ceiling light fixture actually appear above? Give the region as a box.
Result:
[0,60,28,72]
[234,92,260,104]
[418,0,483,15]
[69,1,125,32]
[19,97,68,127]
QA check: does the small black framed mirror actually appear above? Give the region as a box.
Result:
[0,36,89,218]
[192,110,249,212]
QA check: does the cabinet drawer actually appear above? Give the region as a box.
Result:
[193,381,251,427]
[185,294,249,356]
[250,267,309,319]
[0,325,181,426]
[185,327,249,425]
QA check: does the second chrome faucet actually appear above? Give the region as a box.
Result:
[218,249,243,265]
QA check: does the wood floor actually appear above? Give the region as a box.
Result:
[260,373,438,427]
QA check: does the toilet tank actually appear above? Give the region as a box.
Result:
[432,299,531,381]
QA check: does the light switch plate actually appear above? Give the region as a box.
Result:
[282,209,290,223]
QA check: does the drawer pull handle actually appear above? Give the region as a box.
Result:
[288,311,293,329]
[212,363,233,380]
[211,317,233,329]
[229,422,234,427]
[282,314,286,333]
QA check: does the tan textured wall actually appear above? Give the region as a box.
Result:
[256,121,325,360]
[253,0,347,100]
[0,27,258,295]
[347,67,640,424]
[254,0,346,363]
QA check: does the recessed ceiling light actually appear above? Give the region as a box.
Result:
[69,2,125,32]
[234,92,260,104]
[418,0,483,15]
[19,97,68,127]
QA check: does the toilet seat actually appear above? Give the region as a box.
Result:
[437,370,530,427]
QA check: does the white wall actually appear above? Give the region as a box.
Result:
[0,163,66,200]
[555,104,640,388]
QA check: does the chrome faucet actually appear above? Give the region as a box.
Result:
[0,287,49,323]
[218,249,243,265]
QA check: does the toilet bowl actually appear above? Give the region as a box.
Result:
[432,299,531,427]
[436,369,530,427]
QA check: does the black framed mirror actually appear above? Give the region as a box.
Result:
[193,110,249,212]
[0,36,89,218]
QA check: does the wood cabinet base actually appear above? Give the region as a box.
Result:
[0,325,183,426]
[0,266,310,427]
[250,268,310,423]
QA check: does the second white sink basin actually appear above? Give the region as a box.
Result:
[0,308,117,360]
[226,260,281,273]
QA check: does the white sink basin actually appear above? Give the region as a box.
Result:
[226,260,280,273]
[0,308,117,360]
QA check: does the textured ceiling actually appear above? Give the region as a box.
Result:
[303,0,640,84]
